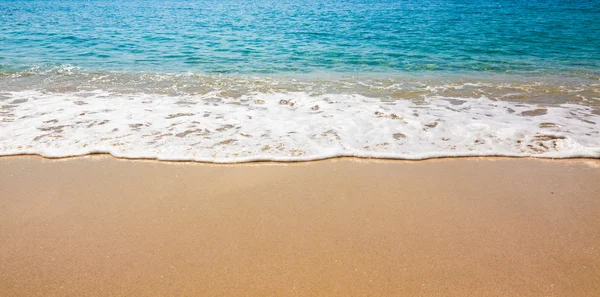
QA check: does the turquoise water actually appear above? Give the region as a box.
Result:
[1,0,599,75]
[1,0,600,162]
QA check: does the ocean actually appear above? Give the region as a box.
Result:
[1,0,599,162]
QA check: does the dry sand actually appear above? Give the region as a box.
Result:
[0,156,599,297]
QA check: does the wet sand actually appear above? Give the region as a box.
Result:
[0,156,599,297]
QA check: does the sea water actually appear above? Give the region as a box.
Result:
[1,0,599,162]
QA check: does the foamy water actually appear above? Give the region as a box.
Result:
[1,81,599,162]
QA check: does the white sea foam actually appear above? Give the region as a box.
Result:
[0,89,599,162]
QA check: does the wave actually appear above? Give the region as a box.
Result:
[1,88,598,162]
[2,68,600,103]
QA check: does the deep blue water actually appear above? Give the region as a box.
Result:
[1,0,599,75]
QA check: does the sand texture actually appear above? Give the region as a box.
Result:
[0,156,599,297]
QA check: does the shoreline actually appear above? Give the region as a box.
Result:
[1,156,599,296]
[3,88,599,163]
[1,153,600,165]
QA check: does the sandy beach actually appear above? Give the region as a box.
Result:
[0,156,599,297]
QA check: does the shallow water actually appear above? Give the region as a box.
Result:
[2,0,600,74]
[1,0,599,161]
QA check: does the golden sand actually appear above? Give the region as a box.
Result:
[0,156,599,296]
